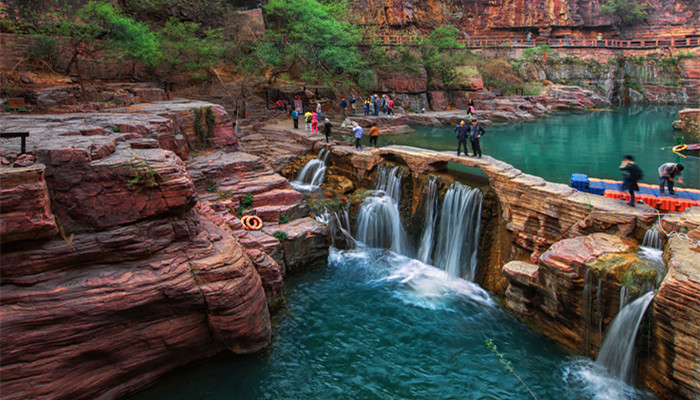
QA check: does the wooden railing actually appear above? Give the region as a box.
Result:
[367,35,700,49]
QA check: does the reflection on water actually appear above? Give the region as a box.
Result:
[380,107,698,189]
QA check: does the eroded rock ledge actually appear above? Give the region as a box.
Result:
[0,101,328,399]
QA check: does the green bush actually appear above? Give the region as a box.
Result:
[278,214,290,224]
[237,193,254,215]
[273,230,288,241]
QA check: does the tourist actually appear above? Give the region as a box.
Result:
[350,95,357,115]
[304,111,313,132]
[316,101,322,120]
[619,155,643,207]
[467,100,475,116]
[469,118,486,158]
[369,123,379,148]
[454,120,469,156]
[381,95,387,114]
[323,118,333,143]
[273,99,284,110]
[340,97,348,118]
[658,162,684,196]
[311,112,319,134]
[373,96,380,116]
[387,98,395,116]
[364,98,371,116]
[291,108,299,129]
[352,122,364,151]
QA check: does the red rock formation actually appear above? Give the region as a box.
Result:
[646,236,700,400]
[0,165,57,243]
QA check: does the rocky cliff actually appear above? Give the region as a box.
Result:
[0,99,328,399]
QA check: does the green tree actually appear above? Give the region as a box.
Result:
[421,25,466,88]
[600,0,647,27]
[262,0,365,83]
[157,18,227,80]
[32,1,160,95]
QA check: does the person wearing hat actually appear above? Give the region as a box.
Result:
[658,162,685,196]
[469,118,486,158]
[323,118,333,143]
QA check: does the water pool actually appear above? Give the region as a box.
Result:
[379,106,698,189]
[128,248,655,400]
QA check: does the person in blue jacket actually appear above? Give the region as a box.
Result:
[468,118,486,158]
[454,120,469,156]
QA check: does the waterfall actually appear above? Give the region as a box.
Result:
[291,149,330,191]
[356,194,409,255]
[583,269,593,356]
[641,229,663,250]
[315,207,354,248]
[431,183,483,280]
[374,164,403,203]
[417,177,438,264]
[596,291,655,384]
[619,286,628,311]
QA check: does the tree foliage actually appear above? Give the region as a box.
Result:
[157,18,226,79]
[421,25,467,88]
[263,0,365,79]
[600,0,647,26]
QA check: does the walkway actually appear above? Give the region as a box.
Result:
[368,35,700,49]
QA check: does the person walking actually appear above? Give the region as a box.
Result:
[387,98,395,116]
[350,95,357,115]
[304,111,312,132]
[369,123,379,148]
[454,120,469,156]
[364,98,371,116]
[658,162,684,196]
[311,112,319,134]
[340,97,348,118]
[323,118,333,143]
[352,122,364,151]
[291,108,299,129]
[316,101,322,120]
[468,118,486,158]
[620,155,643,207]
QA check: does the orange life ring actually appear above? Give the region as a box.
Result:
[241,215,263,230]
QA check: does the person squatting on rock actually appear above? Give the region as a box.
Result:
[454,120,469,156]
[291,109,299,129]
[469,118,485,158]
[619,155,643,207]
[369,123,379,148]
[304,111,312,132]
[658,162,684,196]
[352,122,364,151]
[311,112,319,134]
[323,118,333,143]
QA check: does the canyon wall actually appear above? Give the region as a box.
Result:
[0,100,328,399]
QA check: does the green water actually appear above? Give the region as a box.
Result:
[129,248,655,400]
[380,106,698,189]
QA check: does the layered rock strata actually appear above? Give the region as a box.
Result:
[0,100,328,399]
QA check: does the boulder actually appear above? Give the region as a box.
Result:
[0,166,58,243]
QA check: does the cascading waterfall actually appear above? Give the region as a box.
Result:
[596,291,655,384]
[619,286,629,311]
[583,269,593,355]
[431,182,483,280]
[417,177,438,264]
[356,194,409,255]
[356,165,410,255]
[374,164,403,203]
[291,149,330,191]
[315,207,354,248]
[641,229,663,249]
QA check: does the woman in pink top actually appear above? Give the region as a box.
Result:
[311,112,319,134]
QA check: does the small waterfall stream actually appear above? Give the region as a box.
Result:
[291,149,330,191]
[596,291,655,384]
[641,229,663,250]
[430,183,483,280]
[417,177,438,265]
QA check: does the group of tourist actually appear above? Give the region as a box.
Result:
[619,157,685,207]
[351,122,379,151]
[362,95,394,117]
